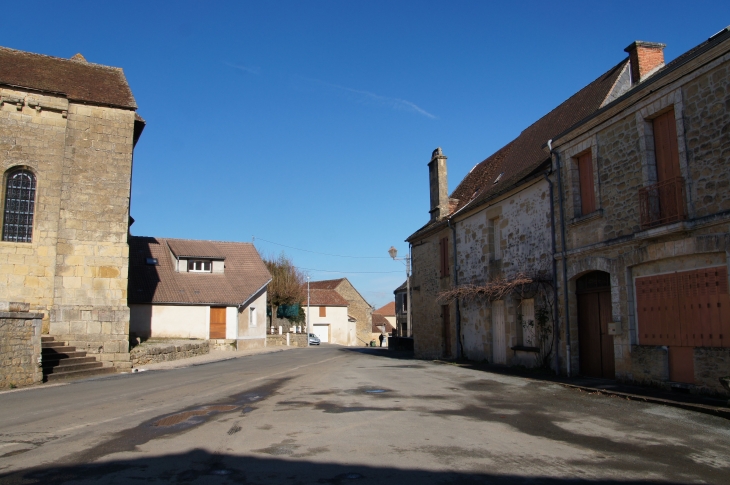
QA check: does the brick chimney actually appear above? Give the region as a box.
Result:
[428,147,449,222]
[624,41,666,84]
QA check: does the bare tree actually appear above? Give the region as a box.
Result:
[263,253,306,327]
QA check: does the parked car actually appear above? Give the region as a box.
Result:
[308,333,320,345]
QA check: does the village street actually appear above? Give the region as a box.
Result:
[0,346,728,484]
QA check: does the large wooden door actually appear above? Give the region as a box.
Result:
[210,307,227,339]
[492,300,506,364]
[635,266,730,384]
[576,272,615,379]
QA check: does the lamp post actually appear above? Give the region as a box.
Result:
[388,246,411,338]
[307,276,311,347]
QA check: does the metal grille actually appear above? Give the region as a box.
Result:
[638,176,687,229]
[2,169,36,243]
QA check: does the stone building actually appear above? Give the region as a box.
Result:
[406,27,730,396]
[549,30,730,395]
[308,278,373,346]
[304,287,354,345]
[0,47,144,370]
[406,57,631,364]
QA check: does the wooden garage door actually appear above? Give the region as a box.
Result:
[636,266,730,383]
[210,307,227,339]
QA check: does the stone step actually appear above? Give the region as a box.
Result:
[41,336,55,343]
[42,346,78,354]
[46,366,117,382]
[42,356,97,368]
[42,341,69,349]
[44,361,104,374]
[42,350,88,360]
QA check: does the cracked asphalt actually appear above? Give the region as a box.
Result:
[0,345,728,484]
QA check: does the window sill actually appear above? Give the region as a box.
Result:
[569,209,603,226]
[635,220,689,241]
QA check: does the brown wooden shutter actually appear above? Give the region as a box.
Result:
[653,108,681,182]
[319,306,326,317]
[439,237,449,278]
[578,151,596,215]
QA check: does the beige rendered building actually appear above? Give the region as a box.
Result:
[0,47,144,369]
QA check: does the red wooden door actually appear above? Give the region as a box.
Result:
[210,307,227,339]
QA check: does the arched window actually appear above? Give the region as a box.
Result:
[2,169,37,243]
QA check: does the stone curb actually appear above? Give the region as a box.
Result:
[557,382,730,420]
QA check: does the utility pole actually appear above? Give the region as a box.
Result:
[307,276,310,347]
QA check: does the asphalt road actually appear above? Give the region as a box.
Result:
[0,345,729,484]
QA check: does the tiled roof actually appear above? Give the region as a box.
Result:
[306,289,348,307]
[372,313,395,332]
[408,58,629,241]
[128,236,271,306]
[374,302,396,316]
[167,239,226,259]
[308,278,345,290]
[0,46,137,109]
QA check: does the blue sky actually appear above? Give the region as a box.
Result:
[2,2,728,308]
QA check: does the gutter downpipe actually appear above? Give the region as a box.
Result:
[548,139,571,378]
[543,171,560,375]
[447,218,462,359]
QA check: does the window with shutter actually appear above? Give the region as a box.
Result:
[577,151,596,215]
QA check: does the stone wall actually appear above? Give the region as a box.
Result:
[130,340,209,367]
[0,87,137,371]
[334,280,373,346]
[694,347,730,396]
[266,334,308,347]
[0,311,43,388]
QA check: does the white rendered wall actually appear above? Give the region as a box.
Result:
[130,304,209,339]
[305,305,350,345]
[237,290,267,342]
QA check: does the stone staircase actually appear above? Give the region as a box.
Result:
[41,336,116,382]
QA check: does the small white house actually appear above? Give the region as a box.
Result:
[128,237,271,350]
[305,288,355,345]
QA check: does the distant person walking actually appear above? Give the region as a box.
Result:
[379,333,385,347]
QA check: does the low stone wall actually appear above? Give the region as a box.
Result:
[694,347,730,396]
[210,339,238,352]
[267,334,308,347]
[626,345,669,387]
[130,340,209,367]
[0,311,43,389]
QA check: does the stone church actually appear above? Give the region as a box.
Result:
[0,47,144,370]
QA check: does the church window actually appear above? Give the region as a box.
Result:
[2,168,37,243]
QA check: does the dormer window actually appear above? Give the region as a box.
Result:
[188,260,212,272]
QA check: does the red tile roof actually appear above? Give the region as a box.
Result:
[372,313,395,333]
[167,239,226,259]
[0,46,137,109]
[408,58,629,241]
[308,278,345,290]
[128,236,271,306]
[374,302,395,316]
[306,289,348,307]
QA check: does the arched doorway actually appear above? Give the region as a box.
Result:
[576,271,615,379]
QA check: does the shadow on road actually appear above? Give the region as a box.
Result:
[0,448,693,484]
[338,346,414,361]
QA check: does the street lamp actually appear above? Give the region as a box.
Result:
[307,276,311,347]
[388,246,411,338]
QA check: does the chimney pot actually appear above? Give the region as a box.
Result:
[624,41,666,84]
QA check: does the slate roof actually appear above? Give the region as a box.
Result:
[372,313,395,333]
[0,46,137,109]
[128,236,271,306]
[307,289,349,307]
[407,57,630,241]
[374,302,395,316]
[394,280,408,293]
